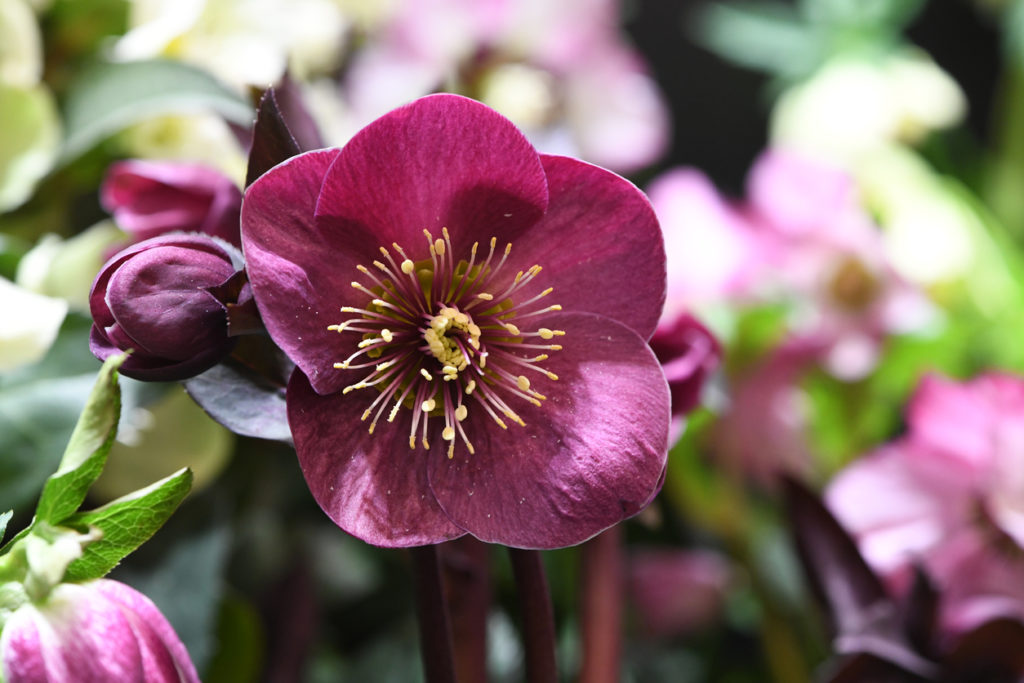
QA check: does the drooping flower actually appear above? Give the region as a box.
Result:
[0,579,199,683]
[648,313,720,419]
[242,93,670,548]
[827,372,1024,636]
[101,160,243,248]
[89,233,244,381]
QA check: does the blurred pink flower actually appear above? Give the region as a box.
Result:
[627,548,732,638]
[646,168,763,317]
[0,579,199,683]
[336,0,668,173]
[742,150,932,380]
[827,373,1024,637]
[649,312,720,419]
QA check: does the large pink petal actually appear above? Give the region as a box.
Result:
[287,369,467,547]
[241,148,357,395]
[314,94,549,263]
[504,155,665,340]
[825,447,964,575]
[427,312,670,549]
[906,374,994,474]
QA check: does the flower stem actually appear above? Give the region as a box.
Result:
[441,537,491,683]
[578,526,623,683]
[508,548,557,683]
[411,544,458,683]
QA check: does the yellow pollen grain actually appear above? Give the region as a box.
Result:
[422,437,430,449]
[409,435,417,449]
[442,365,458,375]
[466,442,476,455]
[420,368,433,381]
[401,259,415,274]
[421,398,436,412]
[375,360,394,371]
[476,293,493,301]
[546,372,559,380]
[455,405,468,421]
[381,329,393,342]
[454,312,469,325]
[372,260,387,271]
[550,305,562,311]
[333,362,347,369]
[468,323,481,337]
[517,375,530,391]
[548,345,563,351]
[504,323,521,336]
[465,379,477,394]
[389,403,402,422]
[361,408,371,421]
[442,426,455,441]
[434,238,445,255]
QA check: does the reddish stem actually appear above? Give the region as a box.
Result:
[578,525,624,683]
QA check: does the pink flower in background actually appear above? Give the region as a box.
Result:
[827,373,1024,637]
[102,160,243,247]
[646,168,763,317]
[627,548,732,638]
[0,579,199,682]
[242,94,670,548]
[334,0,668,173]
[742,150,932,379]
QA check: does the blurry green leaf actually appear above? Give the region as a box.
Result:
[0,372,97,516]
[60,59,253,163]
[205,594,265,683]
[34,354,124,526]
[62,468,192,582]
[0,83,60,212]
[696,2,821,81]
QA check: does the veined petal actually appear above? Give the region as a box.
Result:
[287,369,467,547]
[314,94,549,258]
[241,148,353,395]
[502,154,665,340]
[427,311,670,549]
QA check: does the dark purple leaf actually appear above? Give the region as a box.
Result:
[183,335,292,443]
[245,88,302,188]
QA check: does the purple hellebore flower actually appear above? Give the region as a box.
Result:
[89,233,241,381]
[0,579,199,683]
[101,160,243,247]
[241,94,670,548]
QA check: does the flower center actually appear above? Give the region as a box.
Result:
[327,228,564,459]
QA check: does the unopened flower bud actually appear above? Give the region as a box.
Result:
[0,579,199,682]
[89,233,242,381]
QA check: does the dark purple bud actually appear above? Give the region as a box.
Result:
[101,160,243,247]
[649,313,720,417]
[89,234,241,381]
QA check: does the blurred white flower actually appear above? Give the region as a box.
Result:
[16,222,125,313]
[114,0,350,89]
[771,51,966,163]
[0,276,67,373]
[0,0,42,86]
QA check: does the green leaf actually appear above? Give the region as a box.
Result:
[34,354,125,526]
[62,467,193,582]
[0,510,11,545]
[60,59,253,163]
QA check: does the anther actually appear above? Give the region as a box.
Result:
[421,399,436,412]
[420,368,433,381]
[517,375,530,391]
[455,405,468,421]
